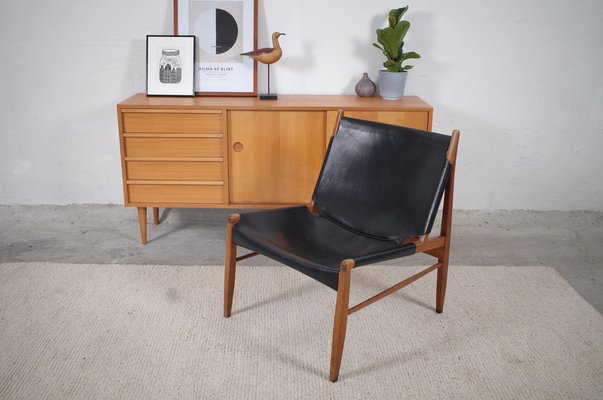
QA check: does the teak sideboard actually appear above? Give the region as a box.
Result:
[117,94,433,244]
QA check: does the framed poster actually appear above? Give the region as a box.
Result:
[174,0,258,96]
[146,35,195,96]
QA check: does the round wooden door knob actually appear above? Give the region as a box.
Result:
[233,142,244,152]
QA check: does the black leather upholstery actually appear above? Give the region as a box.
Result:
[233,206,415,290]
[232,117,452,290]
[313,117,451,243]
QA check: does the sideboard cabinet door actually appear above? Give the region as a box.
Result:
[229,111,326,204]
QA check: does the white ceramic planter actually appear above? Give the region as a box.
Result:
[378,70,408,100]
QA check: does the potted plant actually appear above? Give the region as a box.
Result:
[373,6,420,100]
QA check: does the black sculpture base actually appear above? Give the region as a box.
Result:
[259,93,278,100]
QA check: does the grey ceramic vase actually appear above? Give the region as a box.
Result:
[354,73,376,97]
[378,70,408,100]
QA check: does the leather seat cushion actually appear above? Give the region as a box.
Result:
[233,206,415,290]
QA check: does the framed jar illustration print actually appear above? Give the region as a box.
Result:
[146,35,196,96]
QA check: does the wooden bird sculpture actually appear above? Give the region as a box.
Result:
[240,32,286,64]
[240,32,286,100]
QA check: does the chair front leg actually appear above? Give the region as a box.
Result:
[329,259,355,382]
[224,214,240,318]
[436,256,448,313]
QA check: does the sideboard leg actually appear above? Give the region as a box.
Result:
[153,207,160,225]
[137,207,148,245]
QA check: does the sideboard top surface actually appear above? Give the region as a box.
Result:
[118,93,432,112]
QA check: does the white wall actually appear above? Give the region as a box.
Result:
[1,0,602,210]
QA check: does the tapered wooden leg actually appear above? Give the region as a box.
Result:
[153,207,160,225]
[224,214,240,318]
[137,207,147,245]
[436,260,448,313]
[437,161,455,313]
[329,259,354,382]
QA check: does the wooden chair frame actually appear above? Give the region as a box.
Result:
[223,122,460,382]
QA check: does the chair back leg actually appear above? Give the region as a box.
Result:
[436,161,456,313]
[329,259,354,382]
[224,214,240,318]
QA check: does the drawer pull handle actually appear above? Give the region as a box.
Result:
[233,142,244,152]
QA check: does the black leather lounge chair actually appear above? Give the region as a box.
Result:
[223,116,460,382]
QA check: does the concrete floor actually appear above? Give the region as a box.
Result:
[1,205,601,313]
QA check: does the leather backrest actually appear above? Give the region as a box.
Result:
[312,117,451,243]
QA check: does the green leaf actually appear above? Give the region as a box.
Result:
[384,59,403,72]
[402,65,414,71]
[388,7,408,28]
[376,28,395,59]
[376,20,409,60]
[395,20,410,45]
[372,42,385,52]
[400,51,421,61]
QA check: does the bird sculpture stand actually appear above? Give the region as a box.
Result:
[241,32,285,100]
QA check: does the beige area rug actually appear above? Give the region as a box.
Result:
[0,263,602,400]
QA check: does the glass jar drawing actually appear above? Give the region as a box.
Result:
[159,49,182,84]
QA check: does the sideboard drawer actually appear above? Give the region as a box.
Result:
[124,137,222,157]
[128,184,224,204]
[344,111,430,130]
[126,161,223,181]
[122,112,221,133]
